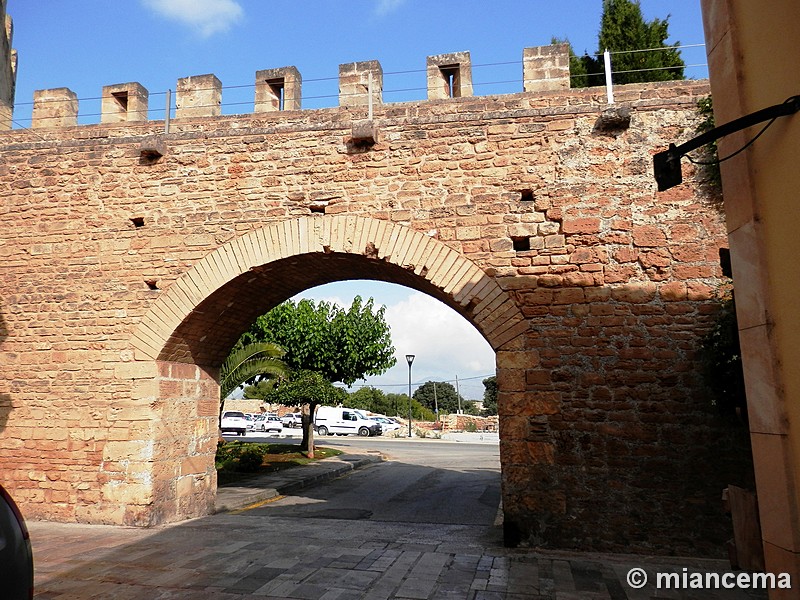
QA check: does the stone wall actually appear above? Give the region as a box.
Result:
[0,0,14,129]
[0,56,754,555]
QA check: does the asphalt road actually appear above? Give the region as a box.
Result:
[231,436,503,542]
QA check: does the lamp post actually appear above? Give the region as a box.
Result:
[406,354,415,438]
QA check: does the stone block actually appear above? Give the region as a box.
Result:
[611,282,657,303]
[31,87,77,128]
[101,82,148,123]
[176,73,221,118]
[523,44,570,93]
[632,225,667,247]
[180,455,211,476]
[427,51,472,100]
[255,66,301,112]
[339,60,382,108]
[114,361,159,380]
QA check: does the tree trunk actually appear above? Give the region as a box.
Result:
[299,401,317,458]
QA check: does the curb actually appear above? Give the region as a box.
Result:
[214,452,383,514]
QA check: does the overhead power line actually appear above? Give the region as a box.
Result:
[11,42,707,127]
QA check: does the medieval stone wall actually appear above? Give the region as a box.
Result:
[0,67,753,555]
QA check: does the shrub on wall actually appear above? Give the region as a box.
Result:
[699,287,748,421]
[694,96,722,190]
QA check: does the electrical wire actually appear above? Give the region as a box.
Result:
[343,373,495,391]
[10,42,708,127]
[687,116,780,166]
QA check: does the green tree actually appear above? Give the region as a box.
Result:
[597,0,684,84]
[264,370,348,457]
[385,393,408,417]
[413,381,473,415]
[242,379,278,401]
[481,375,498,416]
[348,386,394,415]
[240,296,396,385]
[219,342,288,414]
[238,296,396,453]
[564,0,685,88]
[411,399,437,421]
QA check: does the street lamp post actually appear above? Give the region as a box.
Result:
[406,354,415,438]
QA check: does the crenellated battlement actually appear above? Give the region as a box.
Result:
[0,0,16,129]
[19,44,571,130]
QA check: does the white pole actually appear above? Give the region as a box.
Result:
[604,49,614,104]
[368,71,373,121]
[456,375,462,415]
[165,89,171,133]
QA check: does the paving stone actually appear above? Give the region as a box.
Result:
[26,484,770,600]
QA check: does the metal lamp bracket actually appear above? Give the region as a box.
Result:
[653,95,800,191]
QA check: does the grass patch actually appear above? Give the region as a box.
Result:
[215,442,342,486]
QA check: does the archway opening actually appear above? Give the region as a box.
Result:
[215,278,503,538]
[222,279,496,410]
[157,252,500,369]
[128,217,528,531]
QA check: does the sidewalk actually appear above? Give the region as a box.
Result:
[27,451,769,599]
[215,450,384,513]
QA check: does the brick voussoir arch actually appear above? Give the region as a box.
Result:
[131,215,527,361]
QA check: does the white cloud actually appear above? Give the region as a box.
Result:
[374,0,406,17]
[294,283,495,399]
[382,292,495,391]
[142,0,244,37]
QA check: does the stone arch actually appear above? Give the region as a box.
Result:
[116,215,528,527]
[131,215,528,366]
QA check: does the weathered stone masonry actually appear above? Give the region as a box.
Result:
[0,43,753,555]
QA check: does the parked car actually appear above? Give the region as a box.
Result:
[370,415,402,433]
[0,483,34,600]
[244,413,256,431]
[220,411,249,436]
[281,412,302,428]
[315,406,381,437]
[253,414,283,433]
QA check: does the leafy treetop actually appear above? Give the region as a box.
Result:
[239,296,396,386]
[266,369,348,408]
[481,375,498,416]
[557,0,685,87]
[219,341,288,403]
[347,386,436,421]
[412,380,478,415]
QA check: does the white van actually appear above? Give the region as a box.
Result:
[314,406,382,437]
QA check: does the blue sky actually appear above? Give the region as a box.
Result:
[8,1,707,124]
[5,1,708,400]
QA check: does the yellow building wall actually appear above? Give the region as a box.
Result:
[702,0,800,590]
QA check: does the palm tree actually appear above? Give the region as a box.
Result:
[219,342,289,413]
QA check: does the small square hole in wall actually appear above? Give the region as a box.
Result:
[145,280,159,290]
[512,236,531,252]
[520,189,535,203]
[130,217,145,228]
[309,204,326,214]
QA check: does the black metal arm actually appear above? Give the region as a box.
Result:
[654,95,800,191]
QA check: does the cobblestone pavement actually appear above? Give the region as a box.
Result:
[27,516,769,599]
[27,453,769,599]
